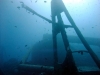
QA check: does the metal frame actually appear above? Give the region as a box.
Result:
[19,0,100,75]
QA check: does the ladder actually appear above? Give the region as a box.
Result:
[19,0,100,75]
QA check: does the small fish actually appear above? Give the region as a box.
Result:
[17,6,20,10]
[35,0,37,3]
[20,2,23,4]
[15,26,17,28]
[45,58,47,60]
[44,1,47,3]
[11,1,13,3]
[30,0,32,3]
[25,45,27,47]
[92,27,94,28]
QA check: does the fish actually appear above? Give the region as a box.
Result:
[44,1,47,3]
[20,2,23,3]
[17,6,20,10]
[11,1,13,3]
[35,0,37,3]
[25,45,27,47]
[15,26,17,27]
[92,27,94,28]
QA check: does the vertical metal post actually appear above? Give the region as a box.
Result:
[51,0,79,74]
[52,16,58,66]
[57,14,79,75]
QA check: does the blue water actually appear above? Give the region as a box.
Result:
[0,0,100,75]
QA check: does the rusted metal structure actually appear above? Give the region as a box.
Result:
[18,0,100,75]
